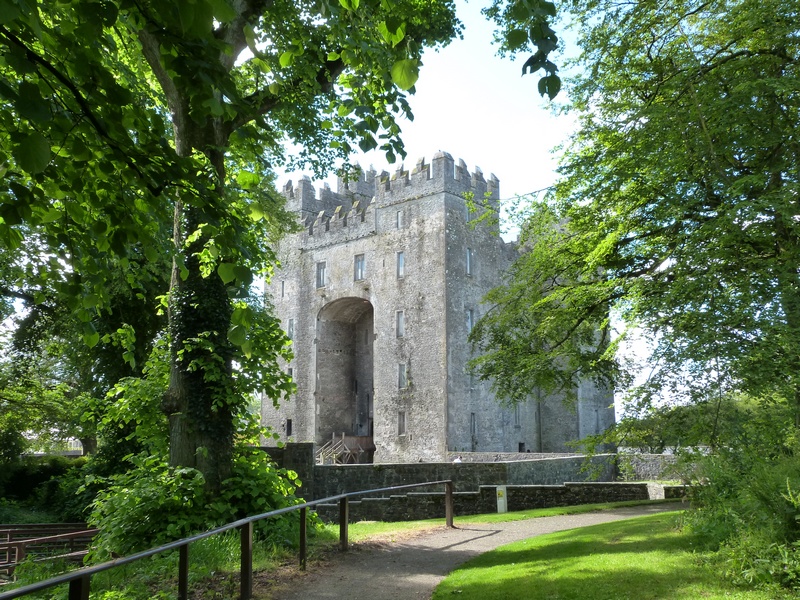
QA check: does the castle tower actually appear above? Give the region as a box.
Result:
[263,153,615,463]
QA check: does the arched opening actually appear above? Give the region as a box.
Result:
[315,297,375,462]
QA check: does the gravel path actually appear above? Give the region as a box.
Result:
[256,503,682,600]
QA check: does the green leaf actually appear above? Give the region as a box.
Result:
[218,262,236,284]
[83,322,100,348]
[207,0,236,22]
[249,204,265,221]
[279,51,294,68]
[507,29,529,50]
[13,133,51,174]
[237,170,260,189]
[16,82,51,123]
[83,294,101,309]
[359,135,378,152]
[39,208,61,223]
[390,59,419,91]
[233,265,253,286]
[243,24,259,55]
[537,74,561,99]
[0,0,21,25]
[227,324,247,346]
[144,245,159,263]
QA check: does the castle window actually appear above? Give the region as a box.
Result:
[518,442,526,453]
[466,309,474,333]
[396,310,405,338]
[398,410,407,436]
[354,254,365,280]
[281,280,285,298]
[397,251,405,278]
[514,405,520,428]
[398,363,408,388]
[396,210,403,228]
[316,261,327,288]
[470,412,477,437]
[286,419,293,436]
[288,367,293,380]
[466,248,474,276]
[287,318,294,340]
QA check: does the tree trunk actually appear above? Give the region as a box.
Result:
[156,85,235,492]
[163,202,235,492]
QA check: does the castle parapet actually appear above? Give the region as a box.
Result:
[282,151,500,227]
[373,152,500,208]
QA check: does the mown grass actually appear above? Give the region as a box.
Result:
[4,500,680,599]
[310,498,682,547]
[431,513,794,600]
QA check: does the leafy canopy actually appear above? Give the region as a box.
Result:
[470,0,800,420]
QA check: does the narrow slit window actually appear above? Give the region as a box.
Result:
[398,410,407,435]
[354,254,365,281]
[466,248,474,276]
[466,309,473,333]
[286,419,293,436]
[396,310,405,338]
[398,363,408,389]
[281,280,285,298]
[316,261,327,288]
[397,251,405,278]
[287,318,294,340]
[396,210,404,228]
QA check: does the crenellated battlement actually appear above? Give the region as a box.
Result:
[370,152,500,207]
[282,151,501,229]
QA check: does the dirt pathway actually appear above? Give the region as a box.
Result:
[255,504,682,600]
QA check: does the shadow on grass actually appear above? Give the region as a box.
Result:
[431,515,769,600]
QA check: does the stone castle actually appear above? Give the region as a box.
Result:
[262,151,615,463]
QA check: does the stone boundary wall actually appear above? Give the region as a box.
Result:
[446,452,582,462]
[314,482,688,523]
[261,444,684,502]
[619,453,680,481]
[310,454,616,500]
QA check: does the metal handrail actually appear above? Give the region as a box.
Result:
[0,479,455,600]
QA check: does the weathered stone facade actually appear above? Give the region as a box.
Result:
[262,152,615,463]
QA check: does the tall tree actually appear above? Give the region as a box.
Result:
[470,0,800,422]
[2,0,563,490]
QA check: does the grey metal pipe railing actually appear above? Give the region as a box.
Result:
[0,479,455,600]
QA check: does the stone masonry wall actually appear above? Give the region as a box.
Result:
[314,482,686,523]
[310,454,617,500]
[263,152,616,463]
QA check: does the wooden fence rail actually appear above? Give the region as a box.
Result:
[0,480,454,600]
[0,529,98,578]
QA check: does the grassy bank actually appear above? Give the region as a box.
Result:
[432,512,793,600]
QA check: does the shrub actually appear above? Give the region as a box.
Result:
[88,449,304,559]
[682,396,800,590]
[0,455,86,503]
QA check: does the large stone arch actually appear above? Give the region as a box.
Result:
[315,297,374,454]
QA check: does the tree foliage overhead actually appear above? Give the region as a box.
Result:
[2,0,565,494]
[0,0,466,490]
[470,0,800,420]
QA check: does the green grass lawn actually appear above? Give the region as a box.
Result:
[311,499,682,545]
[432,513,793,600]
